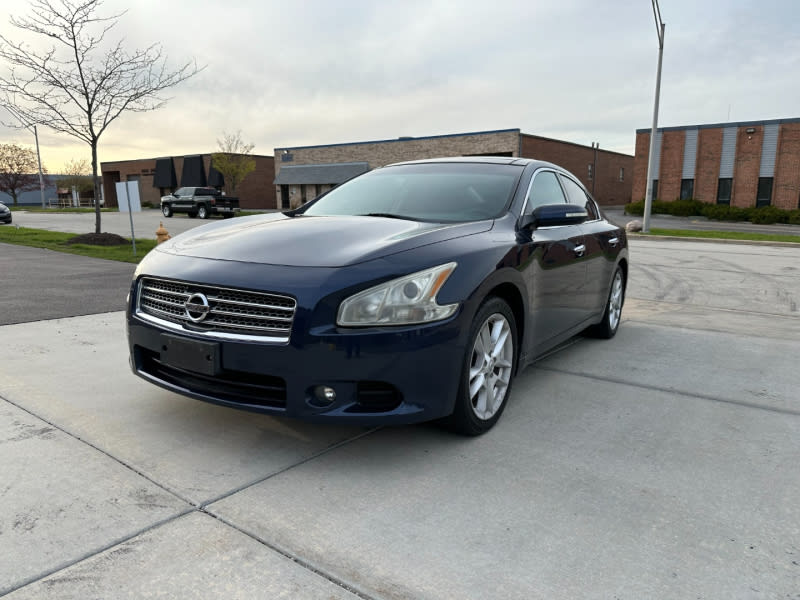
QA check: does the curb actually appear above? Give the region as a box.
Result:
[627,233,800,247]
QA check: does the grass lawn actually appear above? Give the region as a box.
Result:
[642,228,800,244]
[0,226,156,263]
[11,206,114,213]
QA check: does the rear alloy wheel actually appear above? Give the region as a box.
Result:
[197,205,208,219]
[589,265,624,339]
[443,297,517,435]
[161,204,172,217]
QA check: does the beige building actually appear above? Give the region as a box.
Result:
[274,129,633,208]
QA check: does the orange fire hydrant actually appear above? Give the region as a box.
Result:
[155,221,171,244]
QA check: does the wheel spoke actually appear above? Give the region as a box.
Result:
[469,372,485,399]
[473,388,488,416]
[490,327,509,359]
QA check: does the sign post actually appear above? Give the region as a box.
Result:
[116,180,142,256]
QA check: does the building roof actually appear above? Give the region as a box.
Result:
[275,129,521,152]
[274,162,370,185]
[636,117,800,134]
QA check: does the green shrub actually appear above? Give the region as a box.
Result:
[701,204,752,222]
[749,205,790,224]
[625,200,644,216]
[665,199,705,217]
[627,200,800,226]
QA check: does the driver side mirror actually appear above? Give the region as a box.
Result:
[521,204,588,229]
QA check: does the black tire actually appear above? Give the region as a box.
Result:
[441,297,517,436]
[161,204,172,218]
[588,265,625,339]
[197,204,208,219]
[222,213,234,219]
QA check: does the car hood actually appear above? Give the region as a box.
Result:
[158,213,492,267]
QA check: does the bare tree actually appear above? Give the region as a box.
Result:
[62,157,93,200]
[211,131,256,195]
[0,0,203,233]
[0,142,44,206]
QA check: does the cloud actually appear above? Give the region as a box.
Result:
[0,0,797,172]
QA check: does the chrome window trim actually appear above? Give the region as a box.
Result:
[518,168,566,222]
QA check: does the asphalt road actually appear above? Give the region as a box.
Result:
[0,236,798,598]
[0,245,135,325]
[7,205,800,239]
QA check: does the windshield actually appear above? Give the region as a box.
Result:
[301,162,523,222]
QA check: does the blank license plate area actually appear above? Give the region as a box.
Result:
[161,335,221,376]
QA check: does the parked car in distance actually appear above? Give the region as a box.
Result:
[128,157,628,435]
[160,187,239,219]
[0,202,11,224]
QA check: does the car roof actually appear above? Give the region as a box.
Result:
[385,156,560,170]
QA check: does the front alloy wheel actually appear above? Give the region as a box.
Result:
[589,265,624,339]
[162,204,172,217]
[443,297,517,435]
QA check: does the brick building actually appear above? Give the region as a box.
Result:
[274,129,633,209]
[101,153,275,209]
[633,118,800,209]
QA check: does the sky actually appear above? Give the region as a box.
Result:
[0,0,798,173]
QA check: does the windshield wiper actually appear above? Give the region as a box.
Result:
[358,212,421,221]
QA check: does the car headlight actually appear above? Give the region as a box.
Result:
[337,262,459,326]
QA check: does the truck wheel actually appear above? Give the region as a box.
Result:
[197,205,208,219]
[222,213,234,219]
[162,204,173,217]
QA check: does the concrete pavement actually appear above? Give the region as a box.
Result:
[0,238,798,598]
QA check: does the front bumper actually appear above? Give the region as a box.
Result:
[127,306,467,426]
[0,213,11,223]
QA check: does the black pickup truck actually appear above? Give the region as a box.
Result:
[160,187,239,219]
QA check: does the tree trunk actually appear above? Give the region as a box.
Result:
[91,141,101,234]
[11,191,18,206]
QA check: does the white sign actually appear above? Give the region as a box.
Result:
[116,180,142,212]
[115,180,141,256]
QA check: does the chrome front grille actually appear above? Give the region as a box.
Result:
[137,277,296,341]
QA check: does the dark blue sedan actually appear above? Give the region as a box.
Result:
[126,157,628,434]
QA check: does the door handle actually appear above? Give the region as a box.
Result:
[574,244,586,257]
[609,237,619,247]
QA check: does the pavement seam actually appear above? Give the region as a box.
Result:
[197,426,382,510]
[200,509,383,600]
[0,509,195,597]
[0,393,197,507]
[0,392,383,597]
[533,365,800,418]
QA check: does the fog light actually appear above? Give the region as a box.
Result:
[314,385,337,405]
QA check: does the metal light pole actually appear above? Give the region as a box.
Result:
[643,0,665,233]
[3,108,47,208]
[33,125,46,208]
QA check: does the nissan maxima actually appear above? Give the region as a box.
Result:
[126,157,628,435]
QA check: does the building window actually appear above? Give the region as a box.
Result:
[756,178,773,207]
[717,178,732,205]
[587,164,593,180]
[619,167,624,182]
[680,179,694,200]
